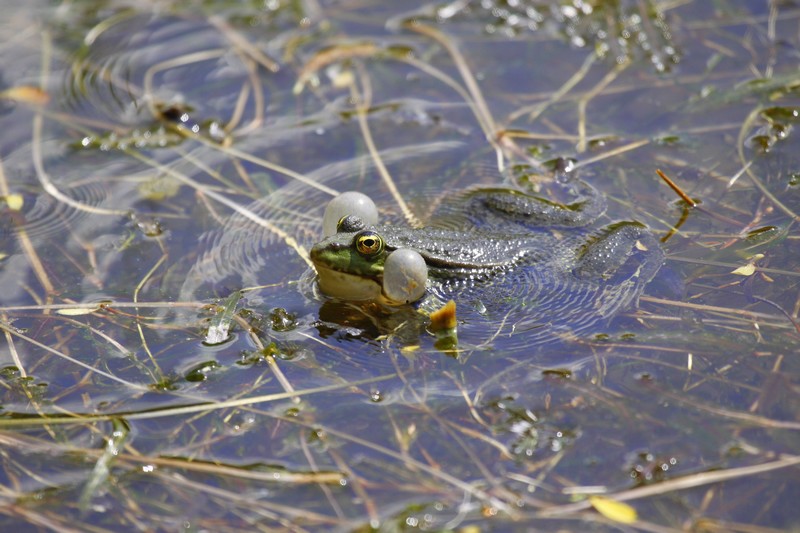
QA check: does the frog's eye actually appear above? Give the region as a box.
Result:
[355,231,384,257]
[337,214,366,233]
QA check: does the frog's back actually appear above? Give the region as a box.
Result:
[381,226,555,279]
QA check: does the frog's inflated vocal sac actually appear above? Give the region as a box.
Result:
[310,176,663,337]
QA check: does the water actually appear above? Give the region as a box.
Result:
[0,1,798,530]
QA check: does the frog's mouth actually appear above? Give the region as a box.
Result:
[314,264,383,301]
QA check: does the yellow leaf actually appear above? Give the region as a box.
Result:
[589,496,637,524]
[294,42,380,94]
[57,306,101,316]
[3,194,24,211]
[429,300,457,331]
[731,263,756,276]
[0,86,50,105]
[138,176,180,201]
[332,70,354,88]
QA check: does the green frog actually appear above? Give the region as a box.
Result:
[310,174,663,341]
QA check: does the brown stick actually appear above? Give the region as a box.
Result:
[656,168,697,207]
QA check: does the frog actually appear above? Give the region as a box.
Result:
[310,171,663,343]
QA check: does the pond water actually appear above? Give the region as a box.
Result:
[1,1,799,530]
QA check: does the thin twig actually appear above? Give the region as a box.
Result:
[538,454,800,517]
[350,66,420,227]
[656,168,697,207]
[1,314,26,377]
[572,139,651,169]
[404,23,502,159]
[0,156,55,299]
[576,61,628,153]
[0,320,148,391]
[506,52,597,125]
[133,254,168,378]
[208,15,280,72]
[122,148,314,267]
[0,375,396,427]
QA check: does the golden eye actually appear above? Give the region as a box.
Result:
[355,231,384,257]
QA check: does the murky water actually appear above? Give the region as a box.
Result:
[1,1,798,530]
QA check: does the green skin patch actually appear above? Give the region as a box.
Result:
[311,238,388,301]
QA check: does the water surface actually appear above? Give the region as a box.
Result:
[0,1,798,530]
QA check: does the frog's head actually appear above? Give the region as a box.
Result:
[310,215,389,301]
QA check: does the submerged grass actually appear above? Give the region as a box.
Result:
[0,0,799,530]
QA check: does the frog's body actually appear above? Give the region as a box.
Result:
[313,224,542,286]
[310,179,663,341]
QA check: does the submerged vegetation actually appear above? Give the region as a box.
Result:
[0,0,799,530]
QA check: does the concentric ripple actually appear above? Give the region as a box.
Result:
[180,140,467,302]
[63,14,238,124]
[0,182,109,240]
[180,190,320,303]
[425,228,663,351]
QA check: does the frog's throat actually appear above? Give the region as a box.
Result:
[315,264,383,301]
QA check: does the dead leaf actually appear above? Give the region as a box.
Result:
[57,306,101,316]
[731,263,756,276]
[2,194,24,211]
[0,86,50,105]
[429,300,457,331]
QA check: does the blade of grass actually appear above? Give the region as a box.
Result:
[350,66,420,227]
[0,320,149,391]
[0,374,395,427]
[537,455,800,517]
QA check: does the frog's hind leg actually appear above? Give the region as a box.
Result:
[573,221,664,299]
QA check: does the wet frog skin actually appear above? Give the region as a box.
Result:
[310,176,664,344]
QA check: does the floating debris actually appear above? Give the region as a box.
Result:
[204,291,242,345]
